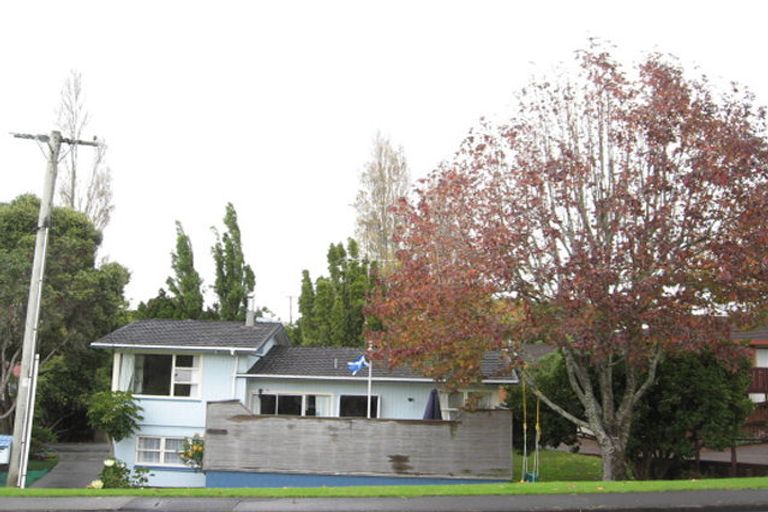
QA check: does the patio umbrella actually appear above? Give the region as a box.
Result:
[423,388,443,420]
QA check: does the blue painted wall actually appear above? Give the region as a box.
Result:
[113,350,238,487]
[206,471,507,488]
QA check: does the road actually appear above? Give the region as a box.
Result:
[1,490,768,512]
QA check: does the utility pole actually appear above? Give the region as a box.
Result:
[6,130,99,488]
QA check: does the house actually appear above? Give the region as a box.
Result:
[91,318,516,487]
[732,327,768,404]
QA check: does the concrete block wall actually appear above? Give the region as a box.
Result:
[204,400,512,479]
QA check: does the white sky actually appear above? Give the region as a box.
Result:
[1,1,767,322]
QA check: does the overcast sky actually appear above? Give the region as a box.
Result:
[1,1,767,322]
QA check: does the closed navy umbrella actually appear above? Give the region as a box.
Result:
[423,388,443,420]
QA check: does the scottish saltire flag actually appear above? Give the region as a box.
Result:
[347,355,369,376]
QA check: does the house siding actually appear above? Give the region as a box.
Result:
[243,378,505,419]
[750,348,768,403]
[113,351,238,487]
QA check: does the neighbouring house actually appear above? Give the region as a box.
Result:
[732,327,768,404]
[91,318,516,487]
[732,327,768,440]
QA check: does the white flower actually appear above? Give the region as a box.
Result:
[88,479,104,489]
[103,459,115,467]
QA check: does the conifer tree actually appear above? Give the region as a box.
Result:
[296,239,373,346]
[297,270,317,344]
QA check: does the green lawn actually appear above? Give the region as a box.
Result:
[0,477,766,498]
[532,450,602,482]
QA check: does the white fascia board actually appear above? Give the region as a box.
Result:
[237,373,517,384]
[91,342,261,353]
[238,373,433,383]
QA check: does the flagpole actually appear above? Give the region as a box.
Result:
[366,342,372,419]
[366,358,373,419]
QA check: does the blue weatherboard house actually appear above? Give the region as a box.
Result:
[92,318,516,487]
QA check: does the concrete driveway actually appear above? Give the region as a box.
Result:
[32,442,110,489]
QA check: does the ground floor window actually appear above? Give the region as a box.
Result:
[136,436,184,466]
[339,395,379,418]
[255,393,332,417]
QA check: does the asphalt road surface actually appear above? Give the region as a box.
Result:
[1,490,768,512]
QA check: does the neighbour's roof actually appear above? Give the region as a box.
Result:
[517,343,557,362]
[245,345,517,382]
[91,319,288,352]
[733,327,768,344]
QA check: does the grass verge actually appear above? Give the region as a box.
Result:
[0,477,765,498]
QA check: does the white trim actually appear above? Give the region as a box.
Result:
[231,354,239,398]
[132,353,203,399]
[135,435,186,468]
[133,395,203,402]
[111,353,120,391]
[92,342,262,353]
[239,373,517,384]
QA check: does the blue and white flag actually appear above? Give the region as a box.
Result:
[347,355,369,376]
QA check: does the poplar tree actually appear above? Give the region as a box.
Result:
[212,203,255,321]
[166,221,204,319]
[354,132,409,269]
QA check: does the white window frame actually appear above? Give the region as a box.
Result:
[756,348,768,368]
[133,353,202,399]
[338,394,381,418]
[250,391,334,417]
[441,389,495,420]
[135,436,185,467]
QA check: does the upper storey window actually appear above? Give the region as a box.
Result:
[134,354,200,398]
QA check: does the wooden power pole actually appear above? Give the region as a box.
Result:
[6,130,99,488]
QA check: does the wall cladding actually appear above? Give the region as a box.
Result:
[205,400,512,479]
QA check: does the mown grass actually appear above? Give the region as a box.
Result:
[0,476,766,498]
[0,450,764,498]
[533,450,602,482]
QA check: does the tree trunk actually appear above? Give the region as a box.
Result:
[595,432,631,481]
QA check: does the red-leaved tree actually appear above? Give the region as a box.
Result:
[369,46,768,480]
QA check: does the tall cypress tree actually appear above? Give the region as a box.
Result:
[212,203,255,321]
[296,238,373,347]
[166,221,204,319]
[297,270,317,344]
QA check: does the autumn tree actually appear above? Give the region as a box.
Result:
[212,203,255,321]
[370,47,768,480]
[354,132,410,268]
[56,70,113,231]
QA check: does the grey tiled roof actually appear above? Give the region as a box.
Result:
[91,319,287,351]
[246,346,517,382]
[733,328,768,342]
